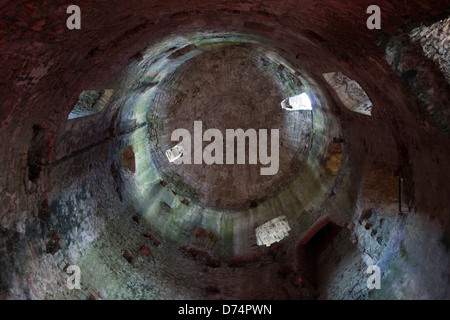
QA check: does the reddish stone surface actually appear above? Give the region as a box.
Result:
[140,245,151,256]
[179,246,221,268]
[205,285,220,293]
[133,52,143,62]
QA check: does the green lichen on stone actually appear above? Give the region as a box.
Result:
[147,112,163,147]
[161,172,200,204]
[297,211,311,229]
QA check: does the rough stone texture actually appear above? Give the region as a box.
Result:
[381,33,450,135]
[410,17,450,84]
[0,0,449,300]
[150,43,313,210]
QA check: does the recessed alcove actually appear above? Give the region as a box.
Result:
[68,89,114,119]
[298,221,359,299]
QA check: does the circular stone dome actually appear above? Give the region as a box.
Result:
[2,1,450,302]
[150,44,313,210]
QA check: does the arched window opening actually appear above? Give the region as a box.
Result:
[165,144,184,163]
[281,92,312,111]
[256,215,291,247]
[323,72,372,116]
[68,89,114,119]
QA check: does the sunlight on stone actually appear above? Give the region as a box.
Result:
[165,144,184,163]
[281,93,312,110]
[256,215,291,247]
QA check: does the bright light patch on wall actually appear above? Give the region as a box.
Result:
[281,93,312,110]
[256,215,291,247]
[165,144,184,163]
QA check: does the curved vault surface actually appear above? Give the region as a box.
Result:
[1,1,449,300]
[116,33,341,259]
